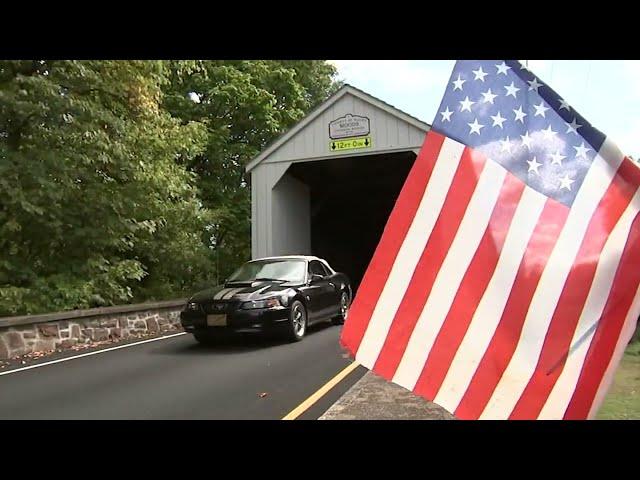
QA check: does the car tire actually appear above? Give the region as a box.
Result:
[331,291,350,326]
[286,300,307,342]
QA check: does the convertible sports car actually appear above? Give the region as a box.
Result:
[180,255,352,343]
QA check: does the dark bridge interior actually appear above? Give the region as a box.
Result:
[288,150,417,293]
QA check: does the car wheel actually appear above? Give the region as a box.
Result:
[332,291,350,326]
[286,300,307,342]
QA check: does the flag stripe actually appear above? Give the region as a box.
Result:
[510,160,639,419]
[372,147,488,380]
[355,137,465,368]
[340,132,445,356]
[588,283,640,419]
[433,188,555,418]
[477,151,624,419]
[392,159,508,390]
[562,219,640,418]
[413,173,526,400]
[538,191,640,419]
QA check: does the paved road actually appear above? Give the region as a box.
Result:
[0,324,365,419]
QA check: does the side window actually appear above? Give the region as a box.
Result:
[319,262,332,276]
[309,261,326,277]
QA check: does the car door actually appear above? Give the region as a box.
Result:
[306,260,335,322]
[318,261,342,316]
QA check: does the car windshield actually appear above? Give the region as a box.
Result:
[227,259,306,283]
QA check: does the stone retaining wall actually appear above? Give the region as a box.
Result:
[0,299,186,359]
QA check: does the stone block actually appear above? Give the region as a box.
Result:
[71,324,82,339]
[147,318,159,333]
[5,331,25,349]
[38,323,59,337]
[93,328,109,341]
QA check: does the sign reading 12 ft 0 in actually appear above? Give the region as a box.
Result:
[330,136,372,152]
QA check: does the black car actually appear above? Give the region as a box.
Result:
[180,256,352,343]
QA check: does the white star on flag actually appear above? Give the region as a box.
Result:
[534,101,550,117]
[481,89,498,104]
[528,77,543,93]
[452,74,466,91]
[495,62,511,75]
[574,142,592,159]
[520,131,533,148]
[527,156,542,174]
[566,118,582,135]
[491,111,506,128]
[513,106,527,123]
[541,125,557,140]
[549,151,566,166]
[473,67,488,82]
[558,98,571,110]
[500,136,512,152]
[559,173,575,190]
[467,118,484,135]
[440,107,453,122]
[460,96,475,112]
[505,81,520,98]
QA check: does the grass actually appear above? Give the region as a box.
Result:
[596,341,640,420]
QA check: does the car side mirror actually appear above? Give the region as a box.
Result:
[310,274,323,283]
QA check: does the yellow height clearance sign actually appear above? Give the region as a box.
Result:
[330,136,372,152]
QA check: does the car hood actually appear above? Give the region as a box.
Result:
[189,281,300,303]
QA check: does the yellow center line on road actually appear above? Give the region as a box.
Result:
[282,361,361,420]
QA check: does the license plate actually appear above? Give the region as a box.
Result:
[207,314,227,326]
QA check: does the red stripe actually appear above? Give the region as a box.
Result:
[564,209,640,419]
[371,147,487,380]
[453,199,569,420]
[340,132,446,356]
[509,162,638,419]
[412,173,525,400]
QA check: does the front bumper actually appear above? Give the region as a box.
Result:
[180,305,291,333]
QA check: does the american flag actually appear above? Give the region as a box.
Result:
[340,60,640,420]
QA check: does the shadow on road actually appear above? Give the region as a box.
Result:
[150,322,337,356]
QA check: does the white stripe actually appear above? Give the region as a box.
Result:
[355,138,465,368]
[588,282,640,419]
[539,190,640,419]
[0,333,187,377]
[223,288,244,299]
[432,186,547,413]
[392,159,507,390]
[479,149,624,419]
[214,288,232,300]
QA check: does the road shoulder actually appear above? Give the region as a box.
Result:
[319,369,456,420]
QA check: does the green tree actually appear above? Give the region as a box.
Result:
[163,60,339,280]
[0,60,339,316]
[0,60,210,315]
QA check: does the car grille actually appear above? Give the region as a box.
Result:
[203,301,233,314]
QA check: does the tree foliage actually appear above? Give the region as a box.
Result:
[0,60,338,315]
[162,60,339,281]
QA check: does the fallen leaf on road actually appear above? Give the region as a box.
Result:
[258,392,268,398]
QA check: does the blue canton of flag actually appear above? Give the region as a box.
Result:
[432,60,606,206]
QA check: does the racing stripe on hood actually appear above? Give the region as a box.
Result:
[214,288,233,300]
[222,287,245,299]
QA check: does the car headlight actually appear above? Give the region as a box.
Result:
[186,302,199,311]
[241,297,282,310]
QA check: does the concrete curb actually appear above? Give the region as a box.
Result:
[320,370,456,420]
